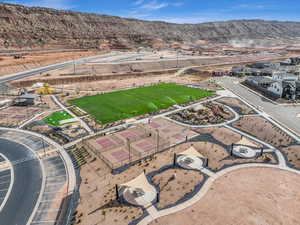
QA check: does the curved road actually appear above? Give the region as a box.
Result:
[0,138,43,225]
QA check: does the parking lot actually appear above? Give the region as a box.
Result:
[32,155,68,225]
[0,169,11,207]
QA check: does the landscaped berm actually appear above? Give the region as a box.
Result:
[69,83,213,124]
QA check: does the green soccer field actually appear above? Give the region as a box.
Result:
[69,83,214,124]
[43,110,73,126]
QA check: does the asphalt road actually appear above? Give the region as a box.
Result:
[218,77,300,136]
[0,138,43,225]
[0,52,118,84]
[0,169,11,207]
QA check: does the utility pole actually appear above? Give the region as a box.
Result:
[127,138,131,162]
[176,50,179,68]
[42,138,46,157]
[73,58,76,74]
[156,129,160,153]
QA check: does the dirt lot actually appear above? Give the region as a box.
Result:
[0,105,44,127]
[152,168,204,209]
[232,116,296,148]
[76,141,200,225]
[57,75,211,108]
[216,97,256,115]
[150,167,300,225]
[0,50,105,76]
[282,145,300,168]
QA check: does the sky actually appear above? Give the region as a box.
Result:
[2,0,300,24]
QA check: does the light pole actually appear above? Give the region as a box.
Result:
[42,138,46,157]
[73,58,76,74]
[127,138,131,162]
[176,50,179,68]
[156,129,159,153]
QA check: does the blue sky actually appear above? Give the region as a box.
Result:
[2,0,300,23]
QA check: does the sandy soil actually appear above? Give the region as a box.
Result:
[0,50,106,76]
[56,74,210,101]
[38,73,209,92]
[76,143,199,225]
[152,168,204,209]
[232,116,296,148]
[217,97,256,115]
[150,167,300,225]
[282,145,300,169]
[176,141,274,172]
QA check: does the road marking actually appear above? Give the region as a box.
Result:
[40,199,62,203]
[36,209,60,213]
[45,182,66,187]
[0,153,14,213]
[43,190,64,194]
[0,189,8,192]
[46,175,67,180]
[31,220,56,224]
[0,174,10,179]
[0,181,9,185]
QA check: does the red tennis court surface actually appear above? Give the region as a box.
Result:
[111,149,130,162]
[85,118,199,169]
[96,137,117,149]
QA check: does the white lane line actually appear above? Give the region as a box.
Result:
[0,181,9,185]
[31,220,56,224]
[36,209,60,213]
[46,174,67,179]
[40,199,62,203]
[26,156,46,225]
[0,174,10,179]
[0,153,14,213]
[43,190,64,194]
[4,137,47,225]
[44,182,66,187]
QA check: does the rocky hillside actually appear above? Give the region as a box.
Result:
[1,2,300,49]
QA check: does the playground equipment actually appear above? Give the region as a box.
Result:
[35,83,54,95]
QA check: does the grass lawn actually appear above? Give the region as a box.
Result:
[43,110,73,126]
[69,83,214,124]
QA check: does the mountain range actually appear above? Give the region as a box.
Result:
[1,2,300,49]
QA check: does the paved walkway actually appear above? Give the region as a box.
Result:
[218,77,300,138]
[141,162,299,225]
[51,95,94,134]
[138,86,299,225]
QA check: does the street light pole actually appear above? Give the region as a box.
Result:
[73,58,76,74]
[176,50,179,68]
[156,129,159,153]
[42,138,46,157]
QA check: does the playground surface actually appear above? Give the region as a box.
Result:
[69,83,213,124]
[43,110,74,126]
